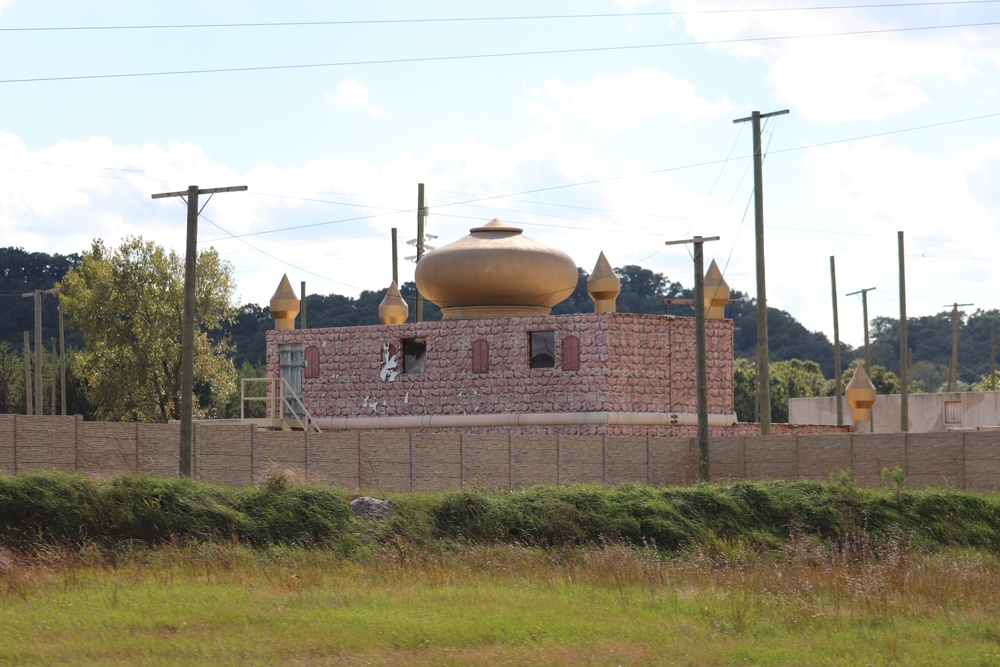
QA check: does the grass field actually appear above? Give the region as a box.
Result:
[1,538,999,665]
[0,472,998,665]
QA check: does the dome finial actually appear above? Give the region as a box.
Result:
[587,251,620,313]
[269,274,299,330]
[379,281,409,324]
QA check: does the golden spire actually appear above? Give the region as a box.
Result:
[704,259,730,320]
[587,251,620,313]
[379,281,409,324]
[845,363,876,423]
[269,273,300,330]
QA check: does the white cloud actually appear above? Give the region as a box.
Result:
[521,68,732,132]
[670,0,997,122]
[324,79,383,117]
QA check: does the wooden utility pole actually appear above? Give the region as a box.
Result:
[898,231,908,431]
[665,235,720,482]
[992,323,996,392]
[50,338,56,416]
[58,301,66,415]
[300,281,307,329]
[391,227,399,287]
[22,331,32,416]
[415,183,426,323]
[151,184,247,478]
[733,108,788,435]
[21,287,59,415]
[944,302,973,391]
[830,256,843,426]
[847,287,876,377]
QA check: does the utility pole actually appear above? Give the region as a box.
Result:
[846,287,876,377]
[416,183,426,323]
[152,184,247,478]
[391,227,399,287]
[50,338,56,416]
[733,108,788,435]
[944,302,973,392]
[22,287,59,415]
[665,234,720,482]
[300,281,307,329]
[898,231,908,432]
[58,300,66,415]
[22,331,32,416]
[992,323,996,392]
[830,256,843,426]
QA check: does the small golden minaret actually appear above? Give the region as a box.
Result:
[587,252,620,313]
[845,363,877,428]
[704,259,730,320]
[269,274,300,330]
[378,281,409,324]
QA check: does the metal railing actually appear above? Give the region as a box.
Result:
[240,377,321,432]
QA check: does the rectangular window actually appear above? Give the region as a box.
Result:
[529,331,555,369]
[944,400,961,425]
[403,338,426,375]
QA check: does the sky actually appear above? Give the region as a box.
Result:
[1,0,999,350]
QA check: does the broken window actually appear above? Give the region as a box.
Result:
[403,338,426,374]
[529,331,555,369]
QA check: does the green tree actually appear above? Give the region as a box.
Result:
[733,358,757,423]
[732,358,827,423]
[0,342,24,414]
[58,238,237,423]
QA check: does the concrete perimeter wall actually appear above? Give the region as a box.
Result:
[0,415,997,492]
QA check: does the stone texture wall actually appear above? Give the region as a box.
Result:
[266,313,735,436]
[1,416,998,492]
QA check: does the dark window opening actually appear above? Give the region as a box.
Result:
[472,339,490,374]
[561,335,580,372]
[304,345,320,379]
[403,338,427,374]
[529,331,555,369]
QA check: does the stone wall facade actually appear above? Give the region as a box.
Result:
[266,313,736,436]
[0,415,997,492]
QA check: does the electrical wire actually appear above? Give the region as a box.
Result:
[2,20,999,85]
[3,2,997,32]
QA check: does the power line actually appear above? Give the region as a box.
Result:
[3,20,999,85]
[4,2,997,32]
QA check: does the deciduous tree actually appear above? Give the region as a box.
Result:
[58,238,237,423]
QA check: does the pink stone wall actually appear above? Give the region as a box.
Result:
[266,313,735,437]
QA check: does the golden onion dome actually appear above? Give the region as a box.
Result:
[415,218,578,320]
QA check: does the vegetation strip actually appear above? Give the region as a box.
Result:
[0,472,997,553]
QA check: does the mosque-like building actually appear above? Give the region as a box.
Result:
[265,219,738,436]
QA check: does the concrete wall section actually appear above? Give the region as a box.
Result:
[359,433,410,492]
[16,415,77,472]
[963,431,1000,492]
[194,424,254,487]
[138,424,180,477]
[513,436,558,487]
[257,431,307,481]
[745,436,798,481]
[851,433,906,485]
[559,435,604,484]
[413,434,461,491]
[790,392,1000,434]
[310,432,361,489]
[649,437,697,486]
[798,435,852,481]
[463,434,511,489]
[78,422,138,475]
[606,436,648,485]
[0,415,15,473]
[905,432,962,489]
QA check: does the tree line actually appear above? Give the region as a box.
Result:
[2,242,996,424]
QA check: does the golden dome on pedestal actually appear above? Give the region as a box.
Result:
[415,218,578,320]
[378,281,409,324]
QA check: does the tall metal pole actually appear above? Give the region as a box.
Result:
[152,184,247,477]
[666,235,720,481]
[898,231,908,431]
[416,183,426,323]
[734,108,788,435]
[945,302,973,392]
[300,281,307,329]
[391,227,399,287]
[830,256,843,426]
